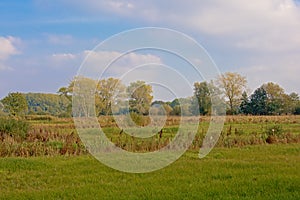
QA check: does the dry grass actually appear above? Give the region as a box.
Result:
[0,115,299,157]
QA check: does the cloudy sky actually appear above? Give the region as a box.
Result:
[0,0,300,100]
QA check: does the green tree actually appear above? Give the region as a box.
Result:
[217,72,247,114]
[169,99,179,109]
[26,93,70,116]
[295,106,300,115]
[127,81,153,115]
[151,101,174,116]
[191,81,211,115]
[96,78,126,116]
[1,92,28,116]
[57,86,72,101]
[168,99,180,115]
[249,87,268,115]
[167,98,193,116]
[171,105,181,116]
[290,92,300,115]
[288,92,299,114]
[239,91,250,114]
[57,80,75,117]
[262,82,285,114]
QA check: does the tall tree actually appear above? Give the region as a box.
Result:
[1,92,28,116]
[239,91,250,114]
[261,82,286,114]
[217,72,247,114]
[57,80,75,116]
[191,81,211,115]
[249,87,268,115]
[127,81,153,115]
[96,78,126,115]
[289,92,300,114]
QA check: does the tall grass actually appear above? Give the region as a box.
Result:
[0,115,299,157]
[0,118,29,140]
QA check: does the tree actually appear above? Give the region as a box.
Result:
[295,106,300,115]
[217,72,247,114]
[96,78,126,116]
[1,92,28,116]
[169,99,179,108]
[191,82,211,115]
[287,92,299,114]
[58,77,127,116]
[262,82,286,115]
[25,93,70,116]
[58,80,75,116]
[151,101,173,116]
[57,86,72,101]
[248,87,268,115]
[127,81,153,115]
[245,83,298,115]
[239,91,250,114]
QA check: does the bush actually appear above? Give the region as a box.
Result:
[264,124,283,144]
[265,125,283,136]
[0,118,30,140]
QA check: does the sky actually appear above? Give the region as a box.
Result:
[0,0,300,100]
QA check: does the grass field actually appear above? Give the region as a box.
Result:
[0,144,299,199]
[0,115,299,199]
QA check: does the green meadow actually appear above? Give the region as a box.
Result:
[0,144,299,200]
[0,115,299,199]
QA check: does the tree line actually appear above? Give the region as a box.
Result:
[196,73,300,115]
[1,72,299,117]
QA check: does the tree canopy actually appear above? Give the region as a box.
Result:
[217,72,247,114]
[2,73,299,117]
[1,92,28,116]
[127,80,153,115]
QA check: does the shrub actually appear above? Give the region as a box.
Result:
[0,118,30,140]
[264,124,283,144]
[265,125,283,136]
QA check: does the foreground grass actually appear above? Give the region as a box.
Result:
[0,144,299,199]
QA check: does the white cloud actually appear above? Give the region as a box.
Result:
[13,0,300,98]
[0,36,20,60]
[62,0,300,52]
[48,50,163,74]
[52,53,76,61]
[80,50,193,100]
[70,0,299,95]
[48,53,80,69]
[81,50,163,76]
[0,36,21,70]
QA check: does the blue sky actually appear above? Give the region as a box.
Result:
[0,0,300,100]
